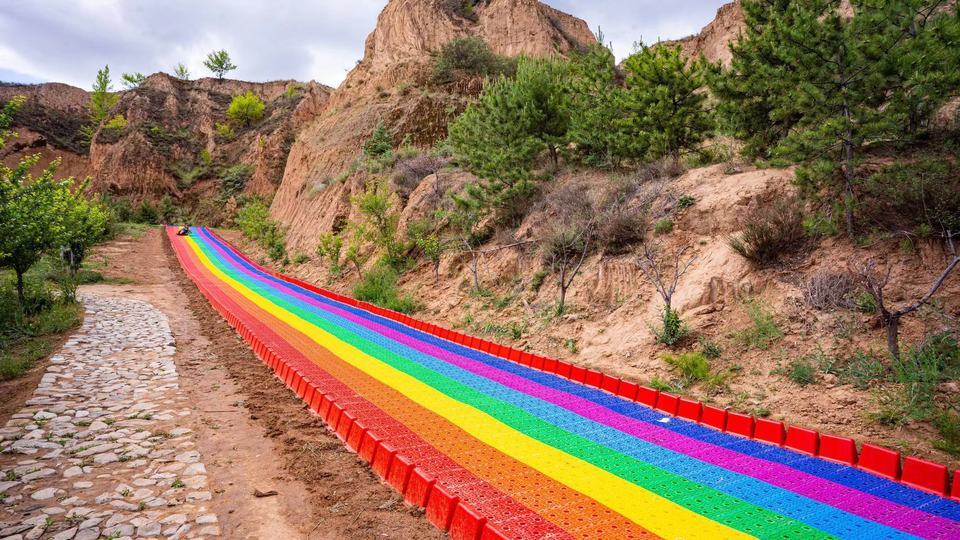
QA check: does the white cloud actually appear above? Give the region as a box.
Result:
[0,0,728,89]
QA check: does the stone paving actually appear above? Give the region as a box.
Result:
[0,295,219,540]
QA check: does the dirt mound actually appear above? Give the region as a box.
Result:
[270,0,595,251]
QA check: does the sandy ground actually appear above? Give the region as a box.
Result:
[75,227,441,539]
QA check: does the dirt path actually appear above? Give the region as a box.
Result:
[1,228,439,539]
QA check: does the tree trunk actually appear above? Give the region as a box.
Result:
[549,145,559,172]
[16,269,25,306]
[433,261,440,282]
[470,251,480,291]
[885,315,901,361]
[842,135,856,238]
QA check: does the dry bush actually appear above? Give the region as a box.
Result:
[391,154,450,202]
[635,158,686,184]
[728,196,805,266]
[597,208,647,255]
[802,271,856,311]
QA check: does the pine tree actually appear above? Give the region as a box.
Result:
[713,0,958,236]
[566,38,644,167]
[621,43,713,163]
[363,121,393,159]
[121,72,146,89]
[174,63,190,81]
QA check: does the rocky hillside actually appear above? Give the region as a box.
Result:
[270,0,596,250]
[0,82,91,179]
[670,0,745,64]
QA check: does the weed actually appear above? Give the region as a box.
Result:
[698,336,721,359]
[733,301,782,350]
[137,501,147,511]
[934,410,960,458]
[530,270,548,293]
[120,488,132,497]
[171,478,185,489]
[649,377,683,394]
[353,265,418,314]
[654,219,674,236]
[855,291,878,313]
[677,195,696,209]
[728,197,804,266]
[781,357,817,386]
[565,339,578,354]
[653,306,687,346]
[838,349,886,389]
[664,352,710,385]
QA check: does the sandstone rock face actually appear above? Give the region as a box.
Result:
[271,0,595,251]
[670,1,745,65]
[0,82,91,179]
[89,73,331,211]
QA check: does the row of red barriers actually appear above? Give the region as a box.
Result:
[211,230,960,503]
[170,235,505,540]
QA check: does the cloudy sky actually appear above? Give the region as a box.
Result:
[0,0,727,90]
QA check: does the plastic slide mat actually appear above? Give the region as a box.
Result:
[168,226,960,540]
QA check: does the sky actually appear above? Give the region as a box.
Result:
[0,0,728,90]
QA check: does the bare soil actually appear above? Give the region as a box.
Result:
[80,227,442,539]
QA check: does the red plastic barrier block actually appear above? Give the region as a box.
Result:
[555,361,572,379]
[326,403,343,430]
[518,352,533,367]
[725,412,754,438]
[618,381,639,401]
[337,412,356,441]
[635,386,659,408]
[754,419,785,446]
[655,392,679,416]
[301,382,316,405]
[677,398,702,422]
[858,443,901,480]
[601,374,621,395]
[308,387,324,413]
[480,523,510,540]
[819,434,857,466]
[346,421,366,452]
[584,370,603,388]
[386,454,415,493]
[531,355,545,371]
[479,340,493,353]
[901,456,948,496]
[952,471,960,501]
[785,426,819,456]
[542,358,558,374]
[317,394,333,419]
[569,365,587,383]
[372,442,396,480]
[449,503,487,540]
[358,432,382,464]
[404,468,435,507]
[425,484,460,532]
[507,348,521,362]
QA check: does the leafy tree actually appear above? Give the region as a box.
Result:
[204,50,237,79]
[59,183,109,277]
[566,39,643,167]
[0,95,24,148]
[174,62,190,81]
[363,121,393,159]
[226,91,265,126]
[0,155,69,304]
[352,180,404,269]
[81,65,119,144]
[712,0,959,236]
[621,43,713,162]
[121,72,146,89]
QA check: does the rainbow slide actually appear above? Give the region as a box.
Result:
[168,226,960,539]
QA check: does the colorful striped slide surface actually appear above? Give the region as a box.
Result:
[169,226,960,540]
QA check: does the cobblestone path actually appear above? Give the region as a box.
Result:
[0,294,219,540]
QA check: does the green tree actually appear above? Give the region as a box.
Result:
[432,36,514,84]
[363,121,393,159]
[174,63,190,81]
[713,0,958,236]
[81,65,119,144]
[621,43,713,163]
[352,180,404,269]
[121,72,146,89]
[0,155,69,304]
[204,50,237,79]
[0,95,24,148]
[566,38,643,167]
[226,91,265,127]
[59,183,109,276]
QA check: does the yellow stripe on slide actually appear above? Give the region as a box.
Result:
[185,237,751,540]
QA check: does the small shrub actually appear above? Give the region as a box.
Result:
[316,233,343,275]
[432,36,515,84]
[653,219,674,236]
[227,91,265,127]
[855,290,877,313]
[677,195,695,209]
[220,164,253,195]
[215,122,235,140]
[733,300,782,350]
[363,121,393,159]
[654,305,687,346]
[636,158,685,183]
[802,271,855,311]
[103,114,127,130]
[802,211,840,238]
[728,197,804,266]
[861,159,960,235]
[597,207,646,255]
[133,201,160,224]
[352,265,418,314]
[838,349,887,389]
[784,357,817,386]
[934,410,960,458]
[292,253,309,265]
[391,154,448,201]
[235,199,287,262]
[699,336,722,359]
[530,270,548,292]
[649,377,683,394]
[664,352,710,384]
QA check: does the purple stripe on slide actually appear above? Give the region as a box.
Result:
[201,233,953,539]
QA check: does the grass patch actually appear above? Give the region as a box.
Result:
[352,265,419,314]
[0,302,83,380]
[732,300,782,350]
